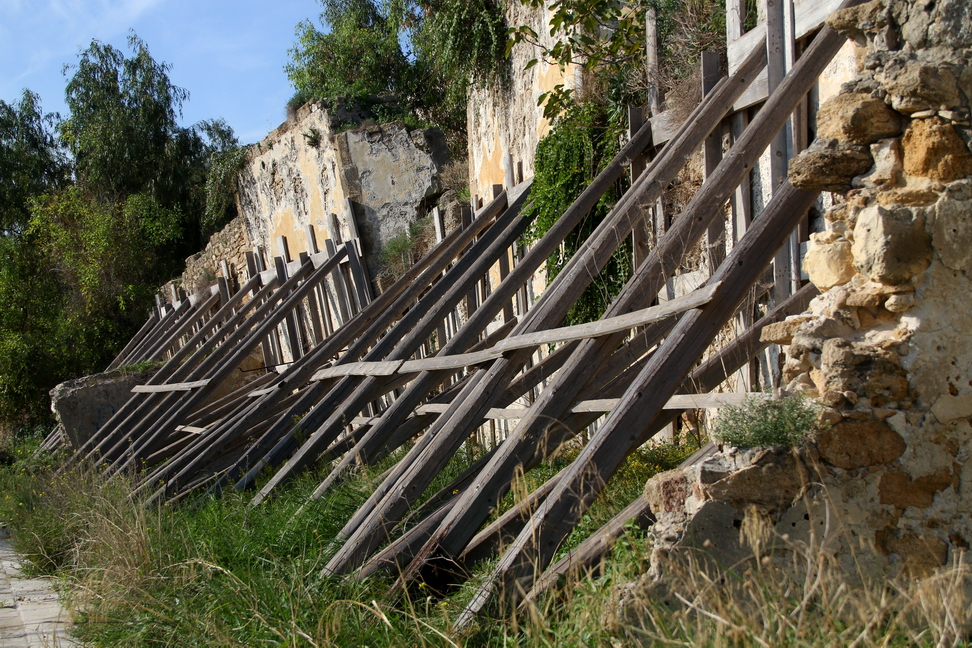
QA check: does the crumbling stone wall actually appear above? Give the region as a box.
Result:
[644,0,972,580]
[181,215,251,294]
[236,99,449,287]
[466,3,580,205]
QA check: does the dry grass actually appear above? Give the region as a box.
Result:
[3,443,970,647]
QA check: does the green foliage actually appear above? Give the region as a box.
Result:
[0,35,239,432]
[61,34,189,203]
[521,101,631,326]
[713,394,820,448]
[202,142,249,238]
[0,237,64,429]
[379,217,433,283]
[510,0,727,119]
[286,0,509,146]
[287,0,409,101]
[0,90,68,234]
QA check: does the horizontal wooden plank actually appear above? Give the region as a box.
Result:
[350,393,764,425]
[398,348,502,373]
[311,360,404,380]
[491,283,720,353]
[175,425,208,435]
[132,379,211,393]
[310,285,719,382]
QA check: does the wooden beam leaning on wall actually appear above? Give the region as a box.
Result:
[451,5,861,621]
[65,271,270,468]
[297,118,660,518]
[457,178,820,626]
[244,184,534,504]
[185,188,516,500]
[143,204,497,500]
[321,37,769,579]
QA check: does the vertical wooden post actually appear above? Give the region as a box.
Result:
[324,238,352,324]
[629,105,651,268]
[702,51,726,277]
[329,212,344,245]
[645,7,662,115]
[250,248,279,367]
[275,237,303,362]
[730,110,756,393]
[767,0,792,304]
[306,225,335,337]
[346,239,373,310]
[461,206,478,322]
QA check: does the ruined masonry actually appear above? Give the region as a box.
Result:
[646,0,972,581]
[39,0,972,630]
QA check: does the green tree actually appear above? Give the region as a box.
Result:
[286,0,508,145]
[287,0,410,101]
[0,90,68,234]
[0,35,240,433]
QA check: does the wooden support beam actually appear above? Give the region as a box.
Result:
[197,191,513,498]
[322,41,770,577]
[456,180,820,626]
[702,50,726,276]
[132,380,211,393]
[247,186,531,504]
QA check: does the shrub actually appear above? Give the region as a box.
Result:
[713,394,819,448]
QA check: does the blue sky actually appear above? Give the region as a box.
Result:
[0,0,325,144]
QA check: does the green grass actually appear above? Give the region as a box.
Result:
[1,432,970,648]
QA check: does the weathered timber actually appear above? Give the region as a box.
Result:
[320,47,768,573]
[131,380,211,393]
[402,23,842,595]
[456,179,821,625]
[309,284,718,380]
[194,189,515,499]
[334,39,773,580]
[106,251,339,473]
[67,272,270,467]
[246,184,533,504]
[302,117,657,511]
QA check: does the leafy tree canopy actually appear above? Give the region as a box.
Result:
[286,0,508,145]
[0,34,242,434]
[0,91,68,234]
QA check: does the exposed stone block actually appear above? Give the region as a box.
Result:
[816,420,906,469]
[851,204,932,284]
[901,117,972,182]
[788,139,874,192]
[885,65,961,114]
[760,317,810,345]
[878,467,952,509]
[50,369,155,450]
[821,338,910,407]
[826,0,884,40]
[931,191,972,272]
[804,233,856,290]
[817,94,902,145]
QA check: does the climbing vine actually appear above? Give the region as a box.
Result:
[522,101,631,326]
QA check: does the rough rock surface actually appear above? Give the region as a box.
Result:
[236,100,450,288]
[50,369,155,450]
[816,93,902,144]
[788,139,874,191]
[654,0,972,584]
[901,117,972,181]
[851,204,932,284]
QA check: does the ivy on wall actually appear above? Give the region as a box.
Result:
[522,101,631,326]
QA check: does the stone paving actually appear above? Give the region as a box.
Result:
[0,539,76,647]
